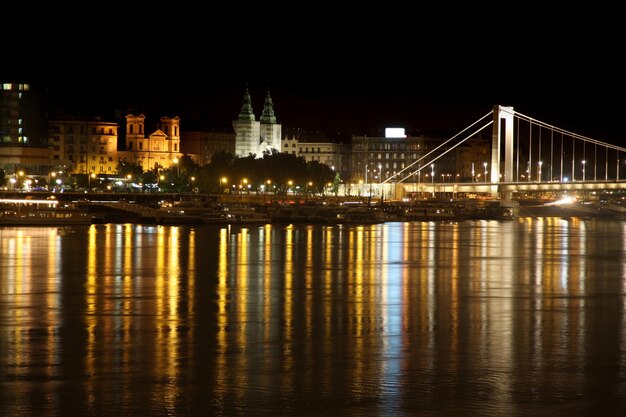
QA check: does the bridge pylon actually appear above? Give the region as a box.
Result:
[492,105,515,200]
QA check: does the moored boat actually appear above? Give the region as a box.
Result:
[0,198,94,226]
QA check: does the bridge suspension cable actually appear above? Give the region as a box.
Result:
[384,110,494,184]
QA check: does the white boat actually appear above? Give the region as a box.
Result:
[0,198,94,226]
[329,207,388,225]
[221,206,271,224]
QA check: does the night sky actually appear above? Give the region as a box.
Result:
[6,10,625,144]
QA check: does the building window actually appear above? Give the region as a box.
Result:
[174,126,177,136]
[139,124,143,134]
[130,125,134,134]
[174,144,178,152]
[139,142,143,150]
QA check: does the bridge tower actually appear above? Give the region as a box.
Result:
[491,105,515,199]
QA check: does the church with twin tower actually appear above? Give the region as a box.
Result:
[232,87,282,157]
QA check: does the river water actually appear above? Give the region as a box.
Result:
[1,219,626,416]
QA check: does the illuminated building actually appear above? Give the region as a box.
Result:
[49,118,118,174]
[0,82,47,146]
[118,114,183,170]
[0,82,52,178]
[232,87,281,157]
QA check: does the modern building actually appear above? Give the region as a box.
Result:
[351,135,490,183]
[0,82,52,180]
[232,88,281,157]
[0,82,48,146]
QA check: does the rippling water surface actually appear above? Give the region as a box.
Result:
[1,219,626,416]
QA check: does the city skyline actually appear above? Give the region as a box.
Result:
[7,13,623,144]
[19,74,623,146]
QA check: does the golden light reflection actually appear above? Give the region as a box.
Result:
[215,227,230,396]
[85,225,99,395]
[305,226,314,343]
[283,224,294,367]
[3,218,625,414]
[263,224,272,346]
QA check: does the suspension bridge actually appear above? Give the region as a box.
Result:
[378,105,626,201]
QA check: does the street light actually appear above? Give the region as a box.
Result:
[89,173,96,190]
[537,161,542,183]
[172,157,179,176]
[582,160,586,182]
[430,164,435,197]
[483,162,488,183]
[221,177,228,193]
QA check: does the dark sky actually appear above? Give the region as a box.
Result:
[6,10,625,144]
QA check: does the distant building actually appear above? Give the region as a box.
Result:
[118,114,182,170]
[0,82,48,146]
[232,87,281,157]
[181,129,235,166]
[49,118,118,175]
[349,132,492,186]
[0,82,52,179]
[282,129,351,180]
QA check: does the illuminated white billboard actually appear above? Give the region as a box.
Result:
[385,128,406,138]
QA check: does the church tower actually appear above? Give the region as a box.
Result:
[125,114,145,151]
[259,90,281,154]
[232,86,260,157]
[160,116,181,154]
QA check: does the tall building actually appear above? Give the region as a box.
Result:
[232,87,281,157]
[0,82,52,179]
[0,82,48,146]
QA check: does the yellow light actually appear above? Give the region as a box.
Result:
[221,177,228,184]
[90,173,96,179]
[243,178,248,185]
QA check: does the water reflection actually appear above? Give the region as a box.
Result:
[1,220,626,416]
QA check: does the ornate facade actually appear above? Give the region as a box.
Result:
[120,114,181,171]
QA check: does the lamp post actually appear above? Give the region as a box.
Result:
[172,157,179,176]
[430,164,435,197]
[89,173,96,190]
[582,160,586,182]
[537,161,543,183]
[220,177,228,193]
[483,162,488,183]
